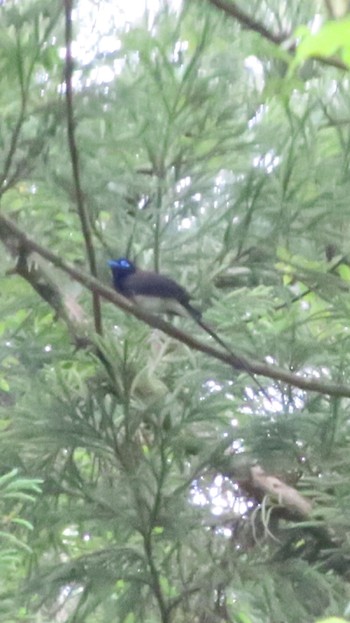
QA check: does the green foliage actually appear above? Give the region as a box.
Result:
[293,18,350,70]
[0,469,41,623]
[1,0,350,622]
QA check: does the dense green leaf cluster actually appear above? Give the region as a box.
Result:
[1,0,350,621]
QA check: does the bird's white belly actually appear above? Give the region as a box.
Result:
[132,295,188,317]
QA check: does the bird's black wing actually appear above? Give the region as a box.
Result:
[121,270,191,305]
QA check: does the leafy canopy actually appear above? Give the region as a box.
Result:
[1,0,350,622]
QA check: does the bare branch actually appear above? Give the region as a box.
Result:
[206,0,349,71]
[250,465,312,517]
[63,0,102,335]
[206,0,289,45]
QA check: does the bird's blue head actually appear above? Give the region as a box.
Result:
[107,257,136,280]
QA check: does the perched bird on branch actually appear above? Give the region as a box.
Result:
[108,257,268,398]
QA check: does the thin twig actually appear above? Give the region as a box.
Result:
[206,0,349,71]
[63,0,103,335]
[143,533,169,623]
[0,30,28,191]
[206,0,289,45]
[1,5,62,193]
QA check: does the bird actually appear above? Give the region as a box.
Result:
[108,257,202,319]
[108,257,268,398]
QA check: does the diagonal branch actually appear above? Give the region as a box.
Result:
[206,0,289,45]
[1,211,350,398]
[63,0,102,335]
[206,0,349,71]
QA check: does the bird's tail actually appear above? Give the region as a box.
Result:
[186,304,269,400]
